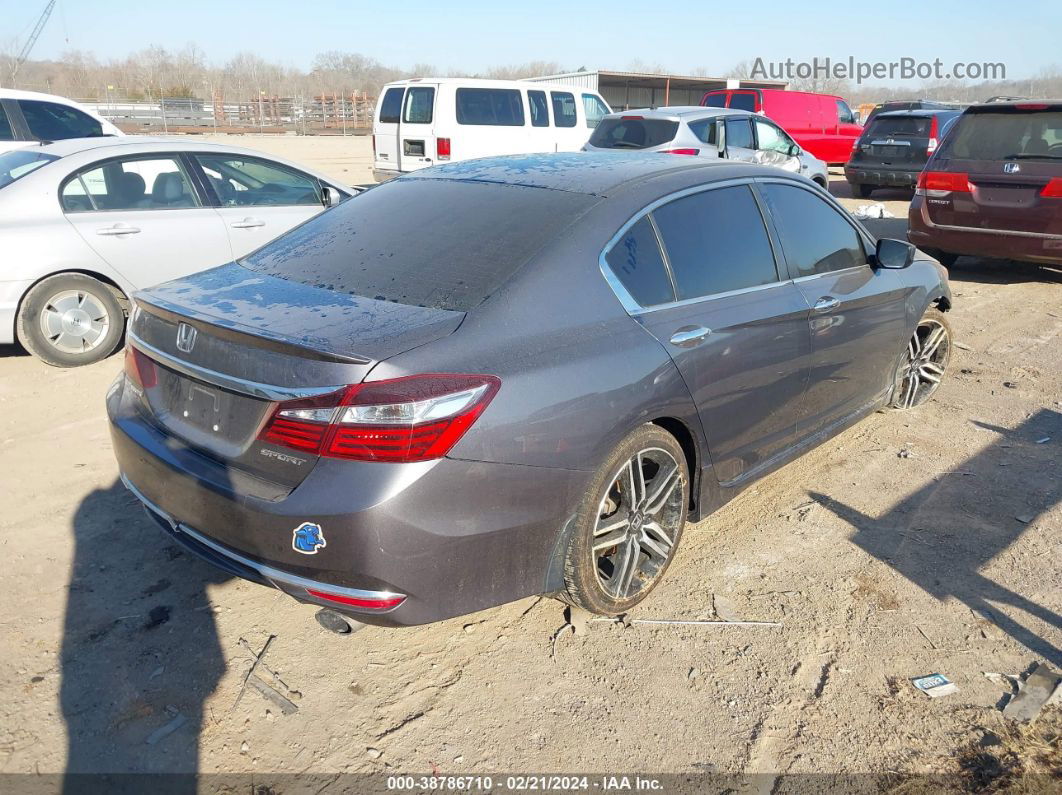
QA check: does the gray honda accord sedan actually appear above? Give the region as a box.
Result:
[108,153,953,626]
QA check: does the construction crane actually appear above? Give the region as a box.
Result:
[12,0,57,80]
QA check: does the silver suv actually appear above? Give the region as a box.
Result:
[583,106,829,189]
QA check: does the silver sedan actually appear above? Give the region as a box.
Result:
[584,106,829,188]
[0,137,356,366]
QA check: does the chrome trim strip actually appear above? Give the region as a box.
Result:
[121,473,405,602]
[631,278,785,315]
[128,331,346,402]
[920,217,1061,241]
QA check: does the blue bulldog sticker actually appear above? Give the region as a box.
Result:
[292,522,327,555]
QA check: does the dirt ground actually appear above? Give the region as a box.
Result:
[1,135,1059,787]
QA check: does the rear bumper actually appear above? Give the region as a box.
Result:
[908,197,1062,265]
[372,168,400,183]
[844,165,921,188]
[108,376,588,626]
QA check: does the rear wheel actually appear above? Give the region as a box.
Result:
[560,424,689,616]
[16,273,125,367]
[888,308,952,410]
[855,183,874,198]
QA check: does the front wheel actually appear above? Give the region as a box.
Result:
[560,424,689,616]
[888,308,953,410]
[855,183,874,198]
[16,273,125,367]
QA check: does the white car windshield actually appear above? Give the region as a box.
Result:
[0,150,58,190]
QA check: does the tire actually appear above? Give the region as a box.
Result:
[855,183,874,198]
[887,307,953,410]
[16,273,125,367]
[922,248,959,267]
[560,424,690,616]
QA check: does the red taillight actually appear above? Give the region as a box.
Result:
[305,588,405,610]
[916,170,972,196]
[621,115,644,120]
[258,374,501,463]
[660,148,699,156]
[437,137,451,159]
[124,346,157,389]
[927,116,939,156]
[1041,178,1062,198]
[1015,103,1050,110]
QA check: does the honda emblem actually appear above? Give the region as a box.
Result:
[175,322,197,353]
[1003,162,1021,174]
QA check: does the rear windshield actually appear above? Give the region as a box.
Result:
[0,150,58,190]
[943,109,1062,160]
[867,116,932,137]
[588,118,679,149]
[240,179,597,312]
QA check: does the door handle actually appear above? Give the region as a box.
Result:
[230,218,265,229]
[669,326,712,347]
[96,224,141,236]
[812,296,840,313]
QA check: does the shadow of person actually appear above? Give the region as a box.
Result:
[61,479,230,790]
[811,408,1062,666]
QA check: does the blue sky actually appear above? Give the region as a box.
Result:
[6,0,1059,83]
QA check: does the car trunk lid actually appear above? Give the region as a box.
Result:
[923,104,1062,236]
[127,263,465,490]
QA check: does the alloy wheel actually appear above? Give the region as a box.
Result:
[39,290,111,355]
[592,447,685,600]
[894,317,950,409]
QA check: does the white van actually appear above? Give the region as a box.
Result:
[372,78,611,181]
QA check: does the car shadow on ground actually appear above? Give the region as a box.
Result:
[812,408,1062,666]
[60,479,229,785]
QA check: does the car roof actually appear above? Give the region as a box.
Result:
[603,106,752,120]
[0,88,88,104]
[965,99,1062,111]
[382,77,601,93]
[873,109,962,119]
[401,152,792,197]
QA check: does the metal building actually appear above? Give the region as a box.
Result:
[524,70,787,111]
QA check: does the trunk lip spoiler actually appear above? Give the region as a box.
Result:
[121,473,406,606]
[135,297,373,366]
[128,330,346,402]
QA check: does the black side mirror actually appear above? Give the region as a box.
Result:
[874,238,916,269]
[787,143,801,157]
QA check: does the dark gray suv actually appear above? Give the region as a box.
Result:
[108,153,953,626]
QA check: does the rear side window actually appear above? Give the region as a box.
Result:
[867,116,932,137]
[605,217,675,307]
[403,87,434,124]
[725,117,754,149]
[729,93,756,112]
[61,156,199,212]
[551,92,577,128]
[703,93,727,108]
[588,118,679,149]
[456,88,525,126]
[688,119,718,145]
[652,185,778,300]
[0,104,12,140]
[761,183,866,277]
[943,109,1062,160]
[582,94,610,128]
[378,88,403,124]
[528,90,549,127]
[241,179,597,312]
[18,100,102,140]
